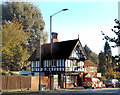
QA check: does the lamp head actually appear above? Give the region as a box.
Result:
[62,8,68,11]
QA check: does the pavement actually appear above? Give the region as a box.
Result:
[1,86,84,95]
[45,86,84,92]
[2,87,120,95]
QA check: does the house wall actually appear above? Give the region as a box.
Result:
[43,59,65,72]
[85,66,97,77]
[31,59,65,74]
[65,59,84,72]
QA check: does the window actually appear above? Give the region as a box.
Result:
[77,62,80,67]
[84,68,87,72]
[66,76,75,83]
[38,61,39,67]
[31,68,33,71]
[62,59,64,67]
[35,68,37,71]
[36,61,39,67]
[73,60,77,66]
[80,55,83,58]
[60,68,61,71]
[48,60,50,67]
[90,67,94,72]
[31,61,34,67]
[46,61,48,67]
[31,61,36,68]
[33,67,35,71]
[44,68,46,71]
[44,60,46,67]
[46,60,48,67]
[52,60,56,67]
[67,60,70,67]
[54,68,56,71]
[59,60,61,67]
[81,61,84,68]
[57,60,58,67]
[33,62,36,67]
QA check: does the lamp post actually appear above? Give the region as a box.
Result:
[50,8,68,90]
[39,33,41,91]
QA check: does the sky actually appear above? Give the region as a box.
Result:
[1,0,119,56]
[32,0,119,56]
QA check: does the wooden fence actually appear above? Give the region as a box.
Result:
[31,76,50,90]
[2,76,50,91]
[2,76,31,90]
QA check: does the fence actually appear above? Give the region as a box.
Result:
[31,76,50,90]
[2,76,50,91]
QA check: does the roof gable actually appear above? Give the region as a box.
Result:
[69,41,86,60]
[28,39,85,61]
[84,60,97,67]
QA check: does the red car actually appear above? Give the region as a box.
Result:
[83,77,103,89]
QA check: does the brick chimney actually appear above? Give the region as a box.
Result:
[36,36,43,57]
[51,32,58,43]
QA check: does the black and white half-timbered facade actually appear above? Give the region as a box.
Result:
[28,33,87,88]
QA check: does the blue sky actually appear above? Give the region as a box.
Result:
[1,0,119,56]
[32,1,118,56]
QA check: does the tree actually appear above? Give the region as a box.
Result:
[104,41,112,68]
[101,19,120,76]
[114,55,120,72]
[90,52,99,66]
[2,2,48,54]
[98,41,112,77]
[101,19,120,48]
[84,45,99,65]
[101,19,120,65]
[2,20,28,71]
[98,51,106,75]
[106,67,114,79]
[84,45,92,57]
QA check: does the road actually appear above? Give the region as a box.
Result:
[2,88,120,95]
[62,88,120,95]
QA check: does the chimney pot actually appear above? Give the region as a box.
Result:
[51,32,58,43]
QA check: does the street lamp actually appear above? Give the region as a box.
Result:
[50,8,68,90]
[50,8,68,44]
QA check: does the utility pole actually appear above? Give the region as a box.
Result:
[39,34,41,91]
[49,9,68,90]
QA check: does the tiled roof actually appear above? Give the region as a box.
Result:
[84,60,97,67]
[28,39,79,61]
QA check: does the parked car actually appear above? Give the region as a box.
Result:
[83,77,103,89]
[105,79,119,88]
[118,79,120,87]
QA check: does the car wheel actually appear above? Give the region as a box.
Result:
[105,85,108,88]
[100,85,102,89]
[112,84,116,88]
[92,85,96,89]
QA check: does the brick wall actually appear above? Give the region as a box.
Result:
[86,66,97,77]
